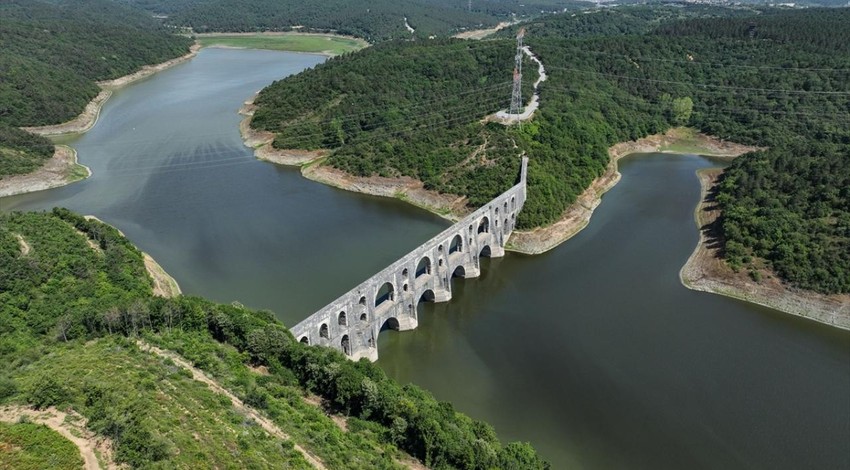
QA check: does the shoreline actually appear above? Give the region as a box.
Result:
[239,98,469,221]
[0,145,90,198]
[240,120,759,250]
[23,43,201,138]
[4,43,201,198]
[680,169,850,330]
[82,216,182,298]
[508,128,760,254]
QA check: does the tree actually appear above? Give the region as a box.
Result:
[672,97,694,126]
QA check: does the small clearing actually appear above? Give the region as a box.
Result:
[14,234,31,256]
[0,406,119,470]
[137,342,327,470]
[454,21,514,40]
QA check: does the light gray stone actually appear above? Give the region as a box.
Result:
[291,157,528,361]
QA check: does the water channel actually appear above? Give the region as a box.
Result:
[1,48,847,469]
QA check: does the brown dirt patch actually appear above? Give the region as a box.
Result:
[14,234,31,256]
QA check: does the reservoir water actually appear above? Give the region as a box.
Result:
[2,49,848,469]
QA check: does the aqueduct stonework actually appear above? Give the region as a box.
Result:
[290,157,528,361]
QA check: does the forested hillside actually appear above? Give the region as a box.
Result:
[496,4,758,39]
[0,209,547,469]
[251,6,850,293]
[123,0,498,41]
[0,0,192,178]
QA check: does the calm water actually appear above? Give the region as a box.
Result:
[2,49,848,469]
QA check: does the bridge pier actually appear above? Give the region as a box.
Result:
[290,157,528,362]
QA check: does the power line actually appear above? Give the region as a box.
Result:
[545,65,850,95]
[535,45,850,73]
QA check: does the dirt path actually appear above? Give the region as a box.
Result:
[0,406,118,470]
[454,21,514,40]
[137,342,327,470]
[0,145,89,197]
[680,169,850,330]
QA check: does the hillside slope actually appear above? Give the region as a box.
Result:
[0,209,547,469]
[125,0,499,42]
[249,6,850,294]
[0,0,192,178]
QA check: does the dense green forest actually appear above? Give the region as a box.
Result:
[0,209,547,469]
[0,0,192,178]
[123,0,499,41]
[495,4,759,39]
[251,6,849,293]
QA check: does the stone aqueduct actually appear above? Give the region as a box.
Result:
[291,157,528,361]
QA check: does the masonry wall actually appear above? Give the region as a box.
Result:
[291,157,528,361]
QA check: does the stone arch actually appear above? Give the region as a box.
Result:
[468,224,473,234]
[504,218,509,234]
[319,323,329,339]
[416,256,432,277]
[381,317,400,330]
[452,265,466,278]
[403,282,409,292]
[300,336,309,345]
[438,244,444,253]
[402,268,409,278]
[480,245,492,258]
[360,312,368,322]
[419,289,436,303]
[338,311,347,326]
[511,196,516,210]
[478,216,490,234]
[415,289,437,314]
[504,201,508,212]
[341,335,350,356]
[449,234,463,254]
[375,282,395,307]
[358,296,366,306]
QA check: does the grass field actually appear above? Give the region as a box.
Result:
[0,421,83,470]
[197,33,367,56]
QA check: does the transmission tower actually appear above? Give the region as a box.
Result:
[509,28,526,118]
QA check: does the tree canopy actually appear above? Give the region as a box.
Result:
[251,6,850,293]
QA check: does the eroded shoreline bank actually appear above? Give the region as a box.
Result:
[680,169,850,330]
[83,216,182,298]
[23,43,202,138]
[509,128,760,254]
[1,44,202,199]
[0,145,90,198]
[240,117,759,252]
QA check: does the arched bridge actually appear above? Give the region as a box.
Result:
[290,157,528,361]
